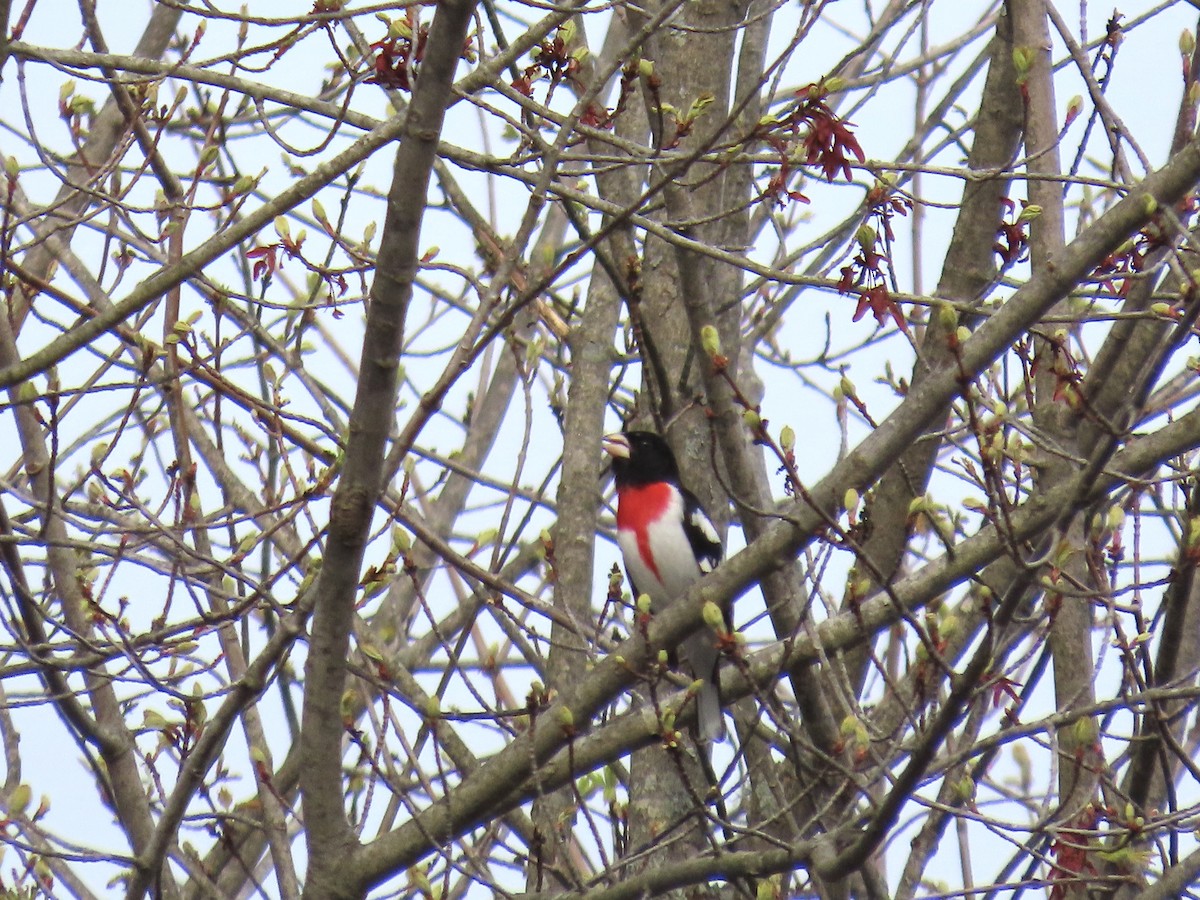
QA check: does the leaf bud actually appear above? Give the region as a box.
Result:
[702,600,725,633]
[1016,204,1042,223]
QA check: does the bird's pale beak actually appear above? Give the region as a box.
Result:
[602,433,630,459]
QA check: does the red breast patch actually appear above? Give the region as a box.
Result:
[616,482,674,582]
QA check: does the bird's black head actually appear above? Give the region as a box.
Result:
[602,430,681,487]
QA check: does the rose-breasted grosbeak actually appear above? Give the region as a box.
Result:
[603,430,726,742]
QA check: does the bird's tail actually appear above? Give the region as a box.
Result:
[697,678,725,743]
[685,633,725,742]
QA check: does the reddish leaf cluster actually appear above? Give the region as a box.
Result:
[836,185,912,332]
[866,181,913,242]
[839,273,902,331]
[366,18,429,91]
[987,672,1022,723]
[1104,11,1125,52]
[791,83,866,180]
[1048,807,1100,899]
[150,691,208,763]
[796,87,866,182]
[579,103,614,130]
[245,226,348,300]
[753,80,864,205]
[513,27,582,99]
[1092,210,1190,296]
[760,154,809,208]
[1033,330,1084,407]
[1092,242,1145,297]
[247,230,304,282]
[366,12,474,93]
[569,61,644,132]
[246,244,280,282]
[326,271,349,299]
[994,197,1031,267]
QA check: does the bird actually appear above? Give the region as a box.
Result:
[602,430,726,742]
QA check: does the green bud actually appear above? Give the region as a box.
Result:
[839,714,869,749]
[1189,517,1200,548]
[953,776,975,803]
[392,527,411,552]
[1017,204,1042,223]
[702,600,725,633]
[361,643,384,663]
[1011,46,1036,76]
[940,613,960,640]
[9,783,32,816]
[686,92,715,121]
[1071,716,1097,747]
